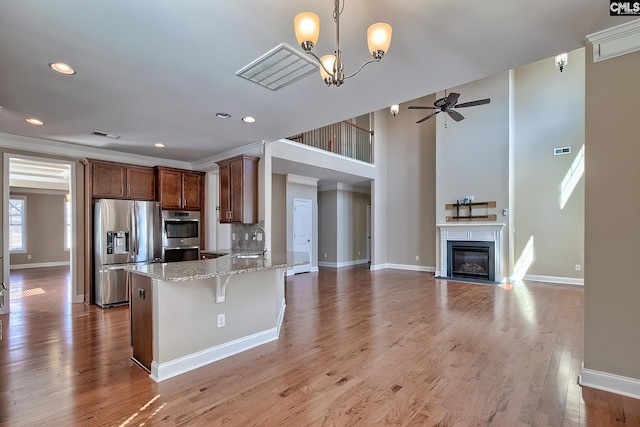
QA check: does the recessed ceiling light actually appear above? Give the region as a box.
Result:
[216,112,231,119]
[25,118,44,126]
[49,62,76,75]
[242,116,256,123]
[154,143,166,148]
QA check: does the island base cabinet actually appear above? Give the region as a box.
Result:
[130,273,153,372]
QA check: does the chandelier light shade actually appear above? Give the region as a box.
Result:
[390,104,399,117]
[367,23,392,59]
[294,0,392,87]
[294,12,320,49]
[555,53,568,72]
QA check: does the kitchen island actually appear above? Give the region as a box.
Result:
[126,251,308,382]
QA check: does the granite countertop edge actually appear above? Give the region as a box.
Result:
[125,251,308,282]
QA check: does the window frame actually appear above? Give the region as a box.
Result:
[64,198,72,251]
[9,196,27,253]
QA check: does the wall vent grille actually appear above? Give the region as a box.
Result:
[554,147,571,156]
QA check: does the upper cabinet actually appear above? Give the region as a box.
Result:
[83,159,155,200]
[155,167,205,210]
[217,155,259,223]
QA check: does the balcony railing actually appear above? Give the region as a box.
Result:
[287,119,373,163]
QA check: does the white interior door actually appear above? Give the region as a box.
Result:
[293,198,312,274]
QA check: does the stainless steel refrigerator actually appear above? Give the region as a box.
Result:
[94,199,161,307]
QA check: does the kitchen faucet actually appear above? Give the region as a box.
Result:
[253,226,267,254]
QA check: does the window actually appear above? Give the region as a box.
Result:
[64,199,72,250]
[9,197,26,252]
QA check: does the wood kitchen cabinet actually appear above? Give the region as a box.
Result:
[130,272,152,372]
[217,155,259,223]
[83,159,155,200]
[155,167,205,210]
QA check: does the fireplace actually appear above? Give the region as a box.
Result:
[437,223,505,283]
[446,240,495,282]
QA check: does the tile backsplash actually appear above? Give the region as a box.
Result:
[231,223,265,252]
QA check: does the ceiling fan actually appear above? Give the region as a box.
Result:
[408,92,491,123]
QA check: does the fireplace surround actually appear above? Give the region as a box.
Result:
[437,223,505,283]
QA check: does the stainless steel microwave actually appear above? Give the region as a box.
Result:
[161,210,200,247]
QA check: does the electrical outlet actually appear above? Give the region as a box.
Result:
[27,254,32,260]
[358,251,361,256]
[217,314,225,328]
[245,233,249,240]
[416,255,420,261]
[232,233,236,240]
[575,264,581,271]
[324,252,327,258]
[502,208,508,216]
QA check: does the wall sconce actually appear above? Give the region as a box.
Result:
[390,104,399,117]
[555,53,568,72]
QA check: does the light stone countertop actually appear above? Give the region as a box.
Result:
[126,251,309,282]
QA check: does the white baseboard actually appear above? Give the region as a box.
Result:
[150,327,279,382]
[286,266,317,276]
[318,259,369,268]
[10,261,70,270]
[369,263,435,273]
[579,364,640,399]
[522,274,584,286]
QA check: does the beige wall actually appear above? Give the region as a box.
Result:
[584,44,640,380]
[318,188,370,265]
[513,48,585,279]
[318,190,337,263]
[9,191,70,265]
[271,173,286,254]
[386,94,437,267]
[435,72,511,276]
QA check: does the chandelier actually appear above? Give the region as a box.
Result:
[294,0,392,87]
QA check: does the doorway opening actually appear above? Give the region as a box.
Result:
[292,198,312,274]
[1,154,78,315]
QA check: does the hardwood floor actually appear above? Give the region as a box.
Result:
[1,266,638,426]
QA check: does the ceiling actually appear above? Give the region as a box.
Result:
[0,1,631,163]
[9,158,70,191]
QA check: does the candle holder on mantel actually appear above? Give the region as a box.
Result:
[445,200,497,222]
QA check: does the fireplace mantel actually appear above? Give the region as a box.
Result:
[437,223,505,283]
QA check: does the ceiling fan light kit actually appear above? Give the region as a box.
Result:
[294,0,392,87]
[408,92,491,124]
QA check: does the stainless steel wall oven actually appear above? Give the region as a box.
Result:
[161,210,200,262]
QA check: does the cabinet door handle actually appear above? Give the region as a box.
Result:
[138,288,145,299]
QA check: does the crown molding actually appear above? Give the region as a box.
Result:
[0,132,192,169]
[318,181,371,194]
[286,174,319,187]
[191,141,265,171]
[587,18,640,63]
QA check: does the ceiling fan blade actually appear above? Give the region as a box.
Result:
[446,92,460,106]
[455,98,491,108]
[408,106,438,110]
[447,110,465,122]
[416,111,439,123]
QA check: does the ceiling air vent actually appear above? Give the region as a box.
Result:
[92,131,120,140]
[235,43,318,91]
[554,147,571,156]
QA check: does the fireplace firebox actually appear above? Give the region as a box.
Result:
[446,241,495,282]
